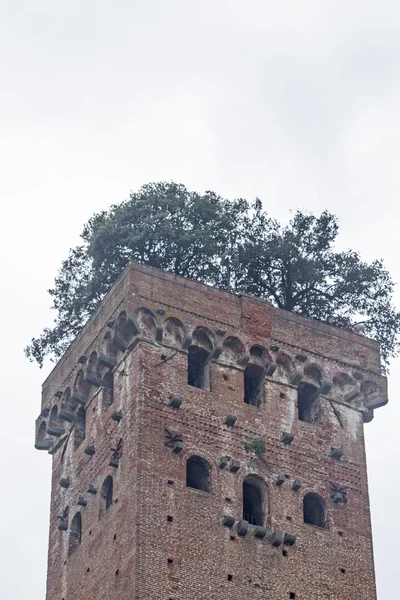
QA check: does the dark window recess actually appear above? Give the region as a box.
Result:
[187,346,210,390]
[282,550,288,557]
[303,493,326,528]
[168,558,173,565]
[227,574,233,581]
[244,364,265,406]
[68,512,82,557]
[99,476,113,518]
[167,515,173,523]
[290,593,296,599]
[186,456,210,492]
[74,407,86,450]
[167,480,174,486]
[102,372,114,410]
[297,382,319,423]
[243,480,263,526]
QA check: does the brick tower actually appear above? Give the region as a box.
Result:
[35,262,388,600]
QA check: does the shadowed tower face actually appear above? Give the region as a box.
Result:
[35,262,387,600]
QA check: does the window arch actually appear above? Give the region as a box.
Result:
[303,493,326,528]
[243,476,266,526]
[186,456,210,492]
[68,512,82,557]
[297,382,319,423]
[187,346,210,390]
[99,476,113,518]
[244,363,265,406]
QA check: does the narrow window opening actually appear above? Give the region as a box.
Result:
[186,456,210,492]
[187,346,210,390]
[68,512,82,557]
[341,568,346,574]
[338,531,344,537]
[167,515,173,522]
[298,382,319,423]
[303,493,326,528]
[99,476,113,518]
[282,550,288,557]
[243,480,263,525]
[167,558,173,565]
[227,574,233,581]
[230,535,236,541]
[289,593,296,599]
[167,479,174,485]
[286,516,292,521]
[102,372,114,410]
[115,569,119,576]
[244,364,265,406]
[74,406,86,450]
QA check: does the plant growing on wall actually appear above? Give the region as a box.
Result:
[244,440,267,462]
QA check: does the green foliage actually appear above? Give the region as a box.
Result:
[25,181,400,370]
[244,440,266,460]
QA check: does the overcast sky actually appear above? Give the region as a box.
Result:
[1,1,399,597]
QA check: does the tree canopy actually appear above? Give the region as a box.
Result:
[25,181,400,370]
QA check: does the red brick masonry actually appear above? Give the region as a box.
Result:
[36,262,388,600]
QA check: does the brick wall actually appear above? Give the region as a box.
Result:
[36,262,387,600]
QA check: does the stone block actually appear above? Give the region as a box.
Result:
[98,353,117,369]
[167,395,182,409]
[224,414,237,427]
[284,533,296,546]
[254,526,267,539]
[265,362,277,376]
[237,353,251,366]
[58,410,75,423]
[290,370,303,386]
[172,440,183,454]
[271,530,283,546]
[111,411,123,422]
[222,515,235,528]
[281,432,294,445]
[236,520,249,536]
[229,460,241,473]
[181,333,193,349]
[344,388,361,403]
[84,373,103,387]
[319,379,333,395]
[35,441,54,451]
[218,456,230,469]
[47,425,65,437]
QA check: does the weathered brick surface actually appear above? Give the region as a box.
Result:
[36,262,387,600]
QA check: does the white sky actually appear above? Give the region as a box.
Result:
[1,1,399,597]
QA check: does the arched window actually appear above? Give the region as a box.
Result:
[186,456,210,492]
[99,476,113,518]
[243,476,266,525]
[244,364,265,406]
[187,346,210,391]
[303,493,326,528]
[298,382,319,423]
[68,512,82,557]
